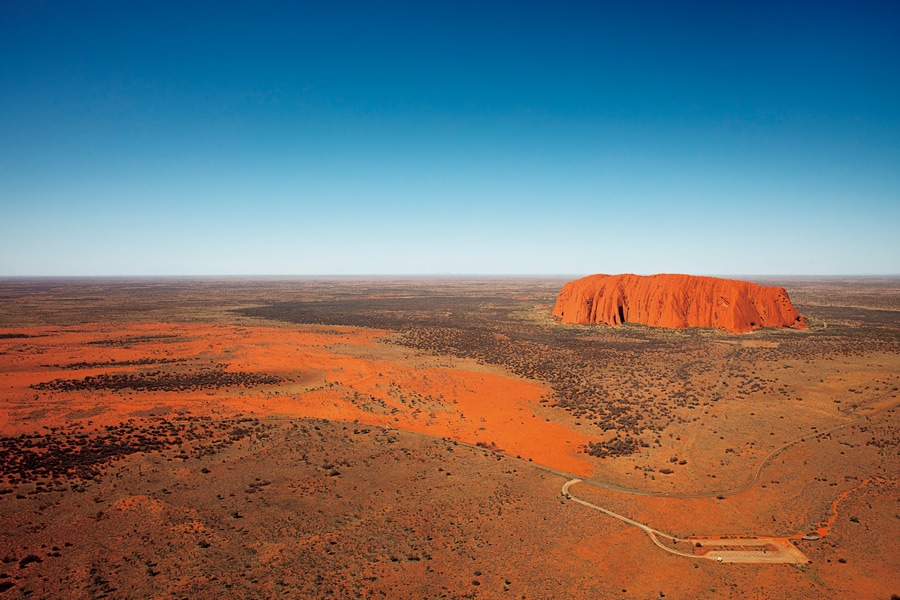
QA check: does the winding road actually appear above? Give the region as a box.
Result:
[561,479,810,564]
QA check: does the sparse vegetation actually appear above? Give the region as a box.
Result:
[0,276,897,599]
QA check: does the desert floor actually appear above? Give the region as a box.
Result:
[0,277,897,599]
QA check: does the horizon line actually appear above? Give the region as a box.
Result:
[1,273,899,280]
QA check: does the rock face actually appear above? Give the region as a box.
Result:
[552,274,807,334]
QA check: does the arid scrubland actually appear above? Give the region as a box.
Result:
[0,277,897,598]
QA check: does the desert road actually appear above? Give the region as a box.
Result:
[561,479,810,564]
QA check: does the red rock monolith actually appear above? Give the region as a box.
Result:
[552,274,807,334]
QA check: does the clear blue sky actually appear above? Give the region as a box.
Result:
[1,1,898,275]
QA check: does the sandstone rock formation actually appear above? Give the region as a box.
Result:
[552,274,807,334]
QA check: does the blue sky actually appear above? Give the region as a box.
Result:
[1,1,898,275]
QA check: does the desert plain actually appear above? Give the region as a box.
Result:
[0,276,897,599]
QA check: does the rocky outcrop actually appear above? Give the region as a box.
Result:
[552,274,807,334]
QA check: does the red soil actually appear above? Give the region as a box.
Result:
[0,322,596,476]
[805,477,878,539]
[552,273,808,333]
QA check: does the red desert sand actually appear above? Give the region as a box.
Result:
[0,322,595,476]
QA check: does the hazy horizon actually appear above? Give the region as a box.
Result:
[2,273,899,281]
[2,2,899,277]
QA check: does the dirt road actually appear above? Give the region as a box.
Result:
[561,479,810,564]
